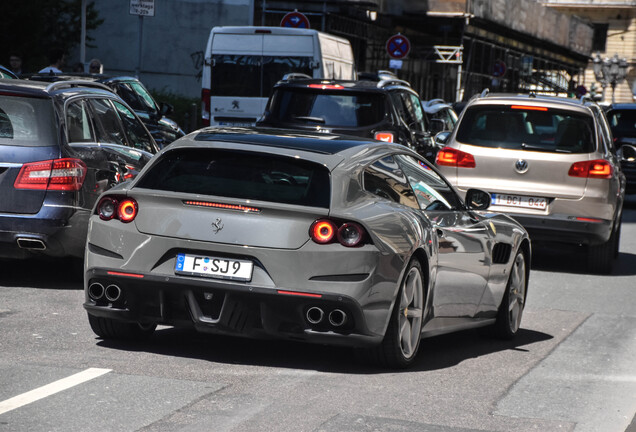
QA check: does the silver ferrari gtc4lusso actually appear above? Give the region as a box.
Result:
[84,127,530,368]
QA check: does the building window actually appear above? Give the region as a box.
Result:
[592,23,609,52]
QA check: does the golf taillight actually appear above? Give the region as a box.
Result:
[374,132,394,143]
[310,219,367,247]
[435,147,476,168]
[14,158,87,191]
[568,160,612,179]
[97,196,138,223]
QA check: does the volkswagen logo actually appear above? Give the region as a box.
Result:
[514,159,529,173]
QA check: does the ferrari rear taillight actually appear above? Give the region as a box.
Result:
[310,219,367,247]
[97,196,138,223]
[374,132,394,143]
[14,158,87,191]
[568,160,612,179]
[435,147,476,168]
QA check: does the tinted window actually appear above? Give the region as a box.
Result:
[211,55,312,98]
[363,156,418,209]
[0,94,56,147]
[66,100,94,143]
[113,101,156,153]
[456,106,596,153]
[395,154,462,211]
[111,81,157,113]
[135,149,331,208]
[269,89,386,127]
[89,98,127,146]
[608,109,636,137]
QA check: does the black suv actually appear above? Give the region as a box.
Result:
[28,74,185,148]
[0,78,159,259]
[606,103,636,193]
[256,76,437,159]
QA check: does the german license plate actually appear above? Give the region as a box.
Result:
[491,193,547,210]
[175,253,253,281]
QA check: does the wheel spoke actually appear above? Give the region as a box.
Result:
[400,317,413,355]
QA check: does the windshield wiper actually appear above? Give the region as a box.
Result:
[292,116,326,124]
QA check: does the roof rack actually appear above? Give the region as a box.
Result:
[480,88,490,98]
[424,98,446,107]
[281,73,312,81]
[377,78,411,89]
[45,80,112,93]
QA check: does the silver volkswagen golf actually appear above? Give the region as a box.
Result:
[84,127,530,368]
[436,93,625,274]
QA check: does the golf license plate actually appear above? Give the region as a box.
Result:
[175,253,253,281]
[491,193,547,210]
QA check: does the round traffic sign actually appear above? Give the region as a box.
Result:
[493,60,507,77]
[386,34,411,59]
[280,11,310,29]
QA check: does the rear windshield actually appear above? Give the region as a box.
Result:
[455,105,596,153]
[0,94,57,147]
[607,109,636,137]
[268,89,386,127]
[135,148,331,208]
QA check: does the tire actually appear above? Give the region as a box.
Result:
[370,259,425,369]
[493,250,527,339]
[587,222,619,275]
[88,314,156,341]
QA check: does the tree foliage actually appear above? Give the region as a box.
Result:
[0,0,103,73]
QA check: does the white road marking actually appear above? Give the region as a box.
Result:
[0,368,111,415]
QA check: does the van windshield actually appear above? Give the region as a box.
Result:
[211,55,313,98]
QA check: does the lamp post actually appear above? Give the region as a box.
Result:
[592,53,629,103]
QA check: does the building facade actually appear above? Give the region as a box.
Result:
[542,0,636,103]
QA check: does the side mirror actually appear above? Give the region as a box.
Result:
[429,118,446,134]
[617,144,636,162]
[160,102,174,116]
[434,131,451,146]
[465,189,491,210]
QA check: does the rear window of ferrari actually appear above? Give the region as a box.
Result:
[455,105,596,153]
[135,148,331,208]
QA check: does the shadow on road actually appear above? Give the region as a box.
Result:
[0,257,83,289]
[96,325,552,374]
[531,244,636,276]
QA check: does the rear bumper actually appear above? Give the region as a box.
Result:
[505,213,612,246]
[0,208,89,258]
[83,268,383,347]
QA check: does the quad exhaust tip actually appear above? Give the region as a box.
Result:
[328,309,347,327]
[88,282,105,300]
[104,284,122,302]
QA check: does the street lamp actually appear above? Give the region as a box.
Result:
[592,53,629,103]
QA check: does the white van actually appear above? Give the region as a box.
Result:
[201,26,356,126]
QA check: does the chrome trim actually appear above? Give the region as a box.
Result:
[0,163,23,168]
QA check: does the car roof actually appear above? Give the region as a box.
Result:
[190,126,398,156]
[607,103,636,111]
[274,77,418,95]
[467,92,594,113]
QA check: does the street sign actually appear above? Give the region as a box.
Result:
[493,60,507,77]
[280,11,310,28]
[386,34,411,59]
[130,0,155,17]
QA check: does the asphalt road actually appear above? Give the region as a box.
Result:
[1,198,635,432]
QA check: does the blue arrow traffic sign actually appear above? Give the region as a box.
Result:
[280,11,310,28]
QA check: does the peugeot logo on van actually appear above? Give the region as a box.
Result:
[515,159,529,173]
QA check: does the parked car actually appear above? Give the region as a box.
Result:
[435,92,625,274]
[256,75,438,160]
[422,98,459,133]
[27,73,185,148]
[83,127,530,369]
[605,103,636,194]
[0,78,159,260]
